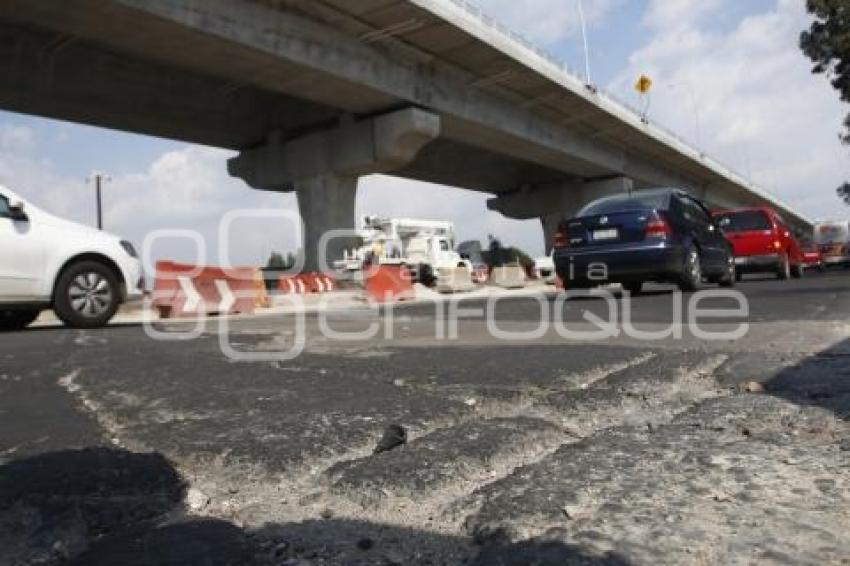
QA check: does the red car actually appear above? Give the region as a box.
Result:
[713,207,804,280]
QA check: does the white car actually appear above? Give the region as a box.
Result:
[0,186,143,330]
[534,255,557,285]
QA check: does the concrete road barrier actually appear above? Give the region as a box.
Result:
[435,267,475,294]
[491,265,527,289]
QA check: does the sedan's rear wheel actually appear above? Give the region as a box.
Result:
[678,246,702,292]
[0,310,41,332]
[719,253,736,288]
[791,263,805,279]
[53,261,121,329]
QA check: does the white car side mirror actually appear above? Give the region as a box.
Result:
[8,199,28,221]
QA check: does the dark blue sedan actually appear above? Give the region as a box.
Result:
[553,188,736,293]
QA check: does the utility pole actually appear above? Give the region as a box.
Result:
[87,172,111,231]
[577,0,592,85]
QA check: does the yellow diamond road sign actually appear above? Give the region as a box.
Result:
[635,75,653,94]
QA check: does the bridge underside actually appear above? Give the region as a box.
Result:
[0,17,598,195]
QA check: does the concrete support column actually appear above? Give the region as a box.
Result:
[296,173,358,273]
[228,108,441,272]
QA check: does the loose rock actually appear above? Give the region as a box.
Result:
[373,424,407,454]
[739,381,765,393]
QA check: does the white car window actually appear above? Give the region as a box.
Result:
[0,195,10,218]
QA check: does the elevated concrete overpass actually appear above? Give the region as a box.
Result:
[0,0,811,268]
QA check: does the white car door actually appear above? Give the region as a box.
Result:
[0,194,47,302]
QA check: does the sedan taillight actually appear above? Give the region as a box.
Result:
[645,212,672,239]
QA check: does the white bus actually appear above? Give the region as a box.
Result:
[814,221,850,267]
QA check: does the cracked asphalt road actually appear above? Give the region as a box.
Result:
[1,272,849,565]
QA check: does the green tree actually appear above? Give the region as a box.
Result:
[801,0,850,144]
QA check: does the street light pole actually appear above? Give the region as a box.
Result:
[668,81,703,149]
[577,0,592,85]
[87,172,111,231]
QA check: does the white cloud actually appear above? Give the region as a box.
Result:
[476,0,622,45]
[0,127,88,224]
[611,0,850,221]
[642,0,725,30]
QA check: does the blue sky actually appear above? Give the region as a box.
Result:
[0,0,847,266]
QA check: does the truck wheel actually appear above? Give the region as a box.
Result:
[53,261,121,329]
[418,264,436,287]
[0,310,41,332]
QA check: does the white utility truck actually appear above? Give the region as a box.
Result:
[335,216,473,286]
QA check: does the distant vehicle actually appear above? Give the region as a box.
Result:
[798,236,824,272]
[800,243,824,272]
[553,188,735,293]
[713,207,804,280]
[0,186,143,330]
[813,220,850,268]
[533,255,556,284]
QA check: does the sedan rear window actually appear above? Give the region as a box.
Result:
[578,192,671,216]
[715,211,772,232]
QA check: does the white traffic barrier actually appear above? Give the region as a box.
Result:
[491,265,527,289]
[436,267,476,294]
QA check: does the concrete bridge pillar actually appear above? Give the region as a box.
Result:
[228,108,440,272]
[488,177,634,255]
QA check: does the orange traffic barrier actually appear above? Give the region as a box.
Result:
[279,275,307,295]
[152,261,261,319]
[278,273,336,295]
[366,265,414,303]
